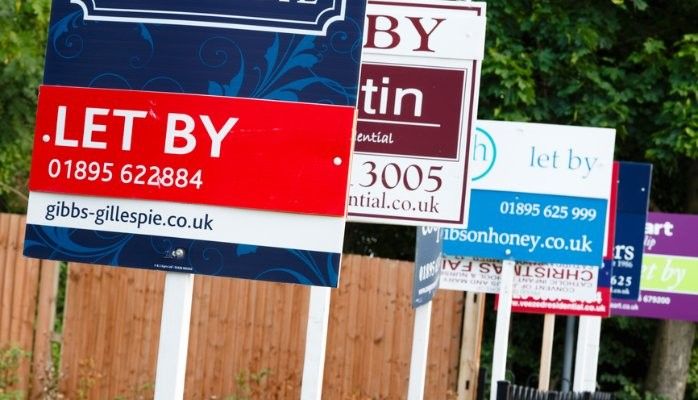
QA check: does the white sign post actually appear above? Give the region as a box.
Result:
[408,302,433,400]
[301,286,332,400]
[573,316,602,391]
[154,273,194,400]
[490,259,515,400]
[408,226,443,399]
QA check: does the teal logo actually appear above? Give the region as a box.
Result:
[470,127,496,181]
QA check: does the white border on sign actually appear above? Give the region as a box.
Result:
[27,191,345,253]
[70,0,346,35]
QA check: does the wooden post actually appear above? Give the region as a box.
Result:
[457,291,487,400]
[538,314,555,390]
[30,260,61,399]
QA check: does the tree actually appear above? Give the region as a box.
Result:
[0,0,49,213]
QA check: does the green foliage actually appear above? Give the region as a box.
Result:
[0,0,50,213]
[112,381,154,400]
[75,358,103,400]
[598,317,658,396]
[0,345,30,400]
[648,34,698,165]
[343,222,415,260]
[600,374,667,400]
[482,0,697,213]
[224,368,271,400]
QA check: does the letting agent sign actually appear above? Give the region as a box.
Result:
[347,0,487,227]
[610,162,652,300]
[440,258,599,301]
[611,212,698,322]
[24,0,367,287]
[442,120,616,266]
[412,226,442,308]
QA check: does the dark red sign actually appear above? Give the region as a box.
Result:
[355,63,465,159]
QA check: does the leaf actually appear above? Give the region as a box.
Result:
[264,76,330,101]
[260,33,280,88]
[137,23,153,47]
[207,81,223,96]
[224,57,245,96]
[288,53,319,69]
[236,245,257,256]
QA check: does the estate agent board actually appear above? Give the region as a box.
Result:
[24,0,368,287]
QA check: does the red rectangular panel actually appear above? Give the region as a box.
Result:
[507,287,611,317]
[604,162,620,260]
[29,85,355,217]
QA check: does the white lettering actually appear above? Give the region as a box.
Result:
[54,105,78,148]
[82,107,110,149]
[200,115,238,158]
[164,113,196,155]
[113,109,148,151]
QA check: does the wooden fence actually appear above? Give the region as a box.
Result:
[1,213,465,399]
[0,214,59,399]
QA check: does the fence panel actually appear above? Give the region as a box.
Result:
[0,213,59,398]
[59,264,165,398]
[58,254,463,399]
[323,255,463,399]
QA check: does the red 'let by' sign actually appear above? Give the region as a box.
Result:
[29,85,355,217]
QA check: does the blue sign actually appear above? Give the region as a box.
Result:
[443,190,607,265]
[442,120,616,266]
[24,0,367,287]
[610,162,652,300]
[25,225,341,286]
[412,227,442,308]
[44,0,365,105]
